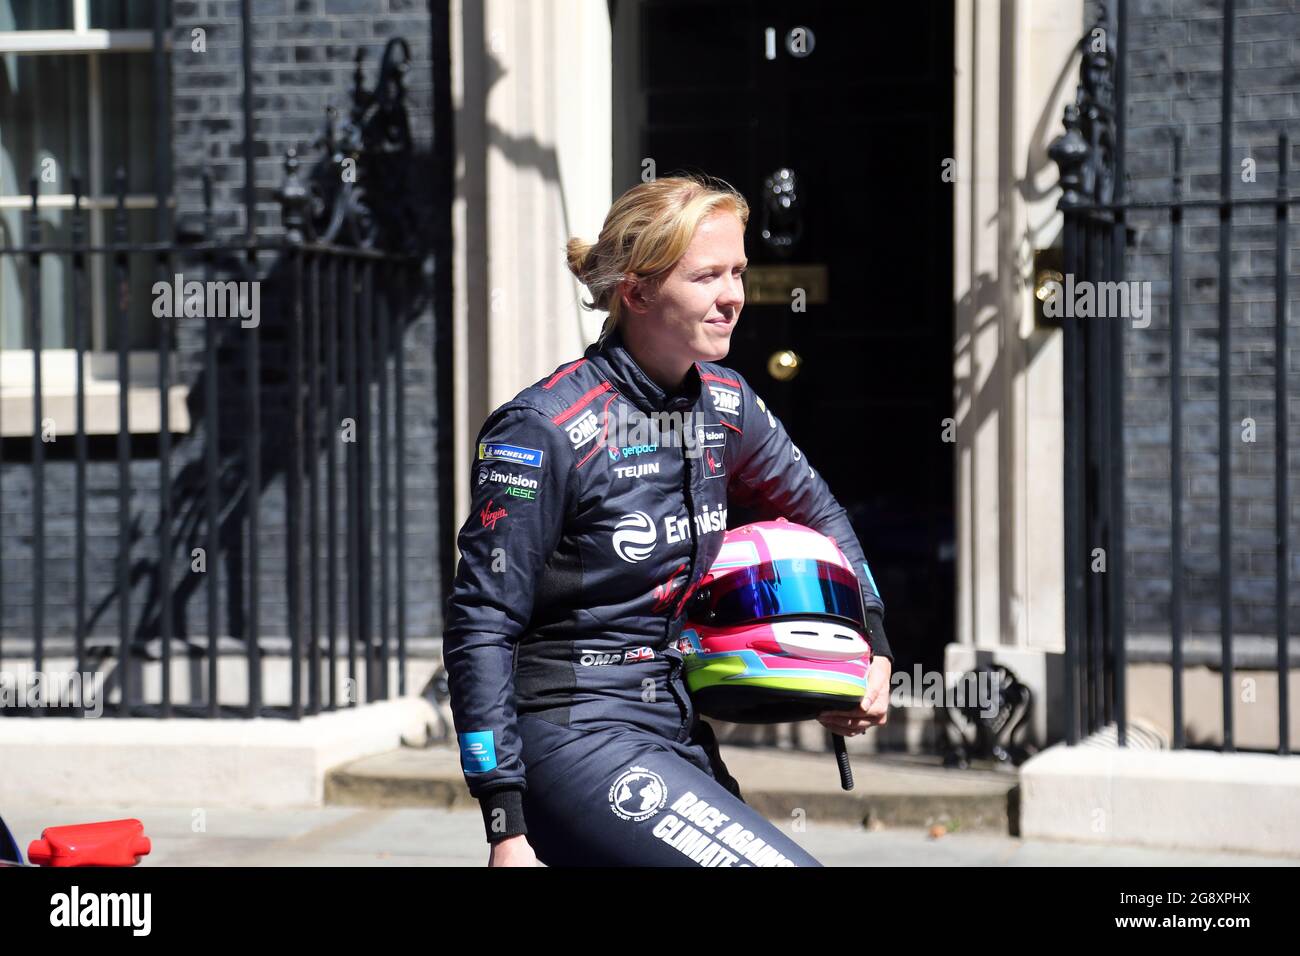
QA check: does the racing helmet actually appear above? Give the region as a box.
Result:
[680,519,873,723]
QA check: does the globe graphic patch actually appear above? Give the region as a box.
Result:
[608,766,668,821]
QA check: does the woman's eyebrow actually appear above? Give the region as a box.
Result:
[691,260,748,272]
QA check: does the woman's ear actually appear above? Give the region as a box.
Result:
[620,275,652,316]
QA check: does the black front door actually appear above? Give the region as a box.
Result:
[613,0,955,673]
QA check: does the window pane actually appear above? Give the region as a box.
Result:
[89,0,163,30]
[100,52,159,196]
[0,207,77,349]
[100,209,162,351]
[0,208,161,351]
[0,54,89,196]
[0,1,74,31]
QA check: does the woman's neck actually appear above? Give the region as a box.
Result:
[620,321,694,394]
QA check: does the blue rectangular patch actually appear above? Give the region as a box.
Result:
[478,442,543,468]
[459,730,498,773]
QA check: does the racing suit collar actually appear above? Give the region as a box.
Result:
[585,326,704,413]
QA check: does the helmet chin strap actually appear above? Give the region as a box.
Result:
[833,734,854,791]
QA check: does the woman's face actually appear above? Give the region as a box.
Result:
[629,209,747,366]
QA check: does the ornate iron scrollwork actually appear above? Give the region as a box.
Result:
[1048,2,1117,209]
[280,37,416,251]
[942,663,1037,768]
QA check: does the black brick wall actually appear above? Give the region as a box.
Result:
[1,0,447,651]
[1092,0,1300,638]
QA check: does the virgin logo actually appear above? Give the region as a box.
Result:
[652,563,688,612]
[480,499,507,530]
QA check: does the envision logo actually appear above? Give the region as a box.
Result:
[612,511,657,562]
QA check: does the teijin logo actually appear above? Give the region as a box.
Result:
[152,273,260,327]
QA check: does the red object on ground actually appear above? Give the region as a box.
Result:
[27,819,151,867]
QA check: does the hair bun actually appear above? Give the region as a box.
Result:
[565,238,593,283]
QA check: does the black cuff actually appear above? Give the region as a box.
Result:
[865,610,893,663]
[479,788,528,844]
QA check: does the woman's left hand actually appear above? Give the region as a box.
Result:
[816,656,892,735]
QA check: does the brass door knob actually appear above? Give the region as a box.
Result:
[767,349,802,382]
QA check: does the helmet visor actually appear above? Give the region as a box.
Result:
[688,558,867,632]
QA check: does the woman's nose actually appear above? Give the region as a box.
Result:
[719,273,744,306]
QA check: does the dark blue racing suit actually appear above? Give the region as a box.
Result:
[443,328,890,866]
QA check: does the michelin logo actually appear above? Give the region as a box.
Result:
[479,442,543,468]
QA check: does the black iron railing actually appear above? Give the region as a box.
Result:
[0,21,424,719]
[1050,0,1297,754]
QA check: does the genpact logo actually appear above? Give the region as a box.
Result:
[612,510,657,563]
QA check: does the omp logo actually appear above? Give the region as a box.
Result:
[567,409,601,449]
[578,647,654,666]
[708,385,741,415]
[612,511,657,563]
[579,649,624,666]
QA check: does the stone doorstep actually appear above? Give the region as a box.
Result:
[324,744,1021,833]
[1019,743,1300,858]
[0,697,438,810]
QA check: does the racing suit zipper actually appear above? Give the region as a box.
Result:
[667,431,699,742]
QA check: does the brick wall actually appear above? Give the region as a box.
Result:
[0,0,447,657]
[1091,0,1300,638]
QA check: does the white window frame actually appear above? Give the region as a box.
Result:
[0,0,187,434]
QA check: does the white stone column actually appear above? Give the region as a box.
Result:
[950,0,1082,743]
[450,0,612,533]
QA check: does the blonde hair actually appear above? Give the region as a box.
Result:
[566,173,750,344]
